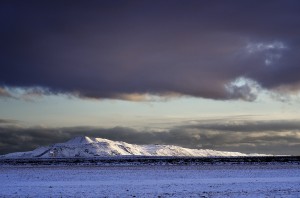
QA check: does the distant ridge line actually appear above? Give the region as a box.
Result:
[1,136,269,158]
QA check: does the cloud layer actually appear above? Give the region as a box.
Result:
[1,119,300,155]
[1,1,300,101]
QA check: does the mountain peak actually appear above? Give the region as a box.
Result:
[65,136,94,144]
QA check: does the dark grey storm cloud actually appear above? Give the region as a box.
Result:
[1,119,300,155]
[180,120,300,132]
[1,0,300,101]
[0,119,18,124]
[0,119,11,124]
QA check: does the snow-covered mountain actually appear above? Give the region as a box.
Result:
[1,136,265,158]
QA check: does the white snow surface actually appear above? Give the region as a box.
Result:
[2,136,265,158]
[0,164,299,197]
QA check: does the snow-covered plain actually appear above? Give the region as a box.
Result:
[1,164,300,197]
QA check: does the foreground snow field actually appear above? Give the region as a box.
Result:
[1,164,300,197]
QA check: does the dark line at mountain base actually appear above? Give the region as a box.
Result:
[1,156,300,166]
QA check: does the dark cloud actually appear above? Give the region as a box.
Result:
[181,120,300,132]
[0,119,18,124]
[0,0,300,101]
[1,119,300,155]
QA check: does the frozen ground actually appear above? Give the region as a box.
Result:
[0,164,300,197]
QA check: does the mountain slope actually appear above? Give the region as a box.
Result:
[1,136,265,158]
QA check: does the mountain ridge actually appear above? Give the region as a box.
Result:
[1,136,267,158]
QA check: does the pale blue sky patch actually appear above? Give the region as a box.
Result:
[1,92,300,129]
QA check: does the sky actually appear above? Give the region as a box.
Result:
[1,0,300,155]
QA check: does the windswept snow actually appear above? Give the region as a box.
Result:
[0,165,299,197]
[2,136,266,158]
